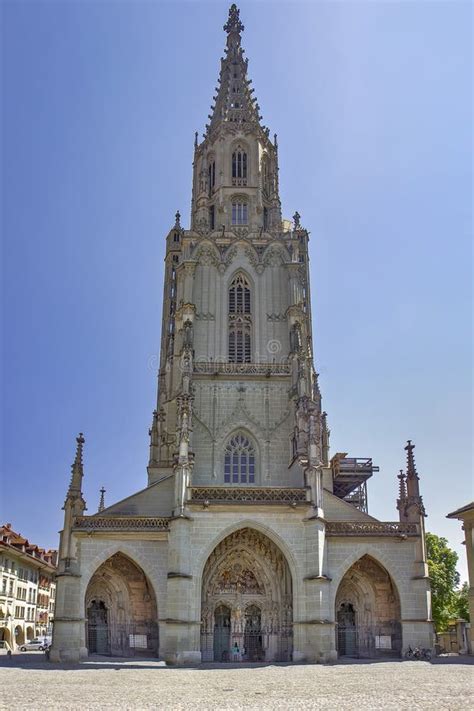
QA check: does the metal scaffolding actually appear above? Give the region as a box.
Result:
[331,453,380,514]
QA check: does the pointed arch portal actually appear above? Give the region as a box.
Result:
[85,552,158,657]
[335,555,402,658]
[201,528,293,662]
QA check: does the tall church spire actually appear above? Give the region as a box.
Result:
[191,5,281,235]
[206,4,264,138]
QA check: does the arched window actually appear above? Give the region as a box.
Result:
[232,201,248,225]
[232,147,247,185]
[228,321,251,363]
[208,159,216,192]
[261,156,270,195]
[229,274,250,314]
[224,433,256,484]
[228,274,251,363]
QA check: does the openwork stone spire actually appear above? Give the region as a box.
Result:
[98,487,106,513]
[68,433,85,493]
[397,469,407,501]
[404,439,426,517]
[224,3,244,35]
[206,5,264,136]
[405,440,418,481]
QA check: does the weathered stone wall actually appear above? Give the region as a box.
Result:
[54,513,432,662]
[192,380,295,486]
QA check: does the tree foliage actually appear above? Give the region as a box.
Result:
[426,532,468,631]
[452,582,470,622]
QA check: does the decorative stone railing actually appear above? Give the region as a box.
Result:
[190,487,308,504]
[325,521,418,537]
[73,516,171,531]
[193,361,290,376]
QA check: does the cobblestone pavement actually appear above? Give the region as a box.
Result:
[0,654,472,710]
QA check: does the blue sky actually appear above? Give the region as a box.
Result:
[2,1,472,581]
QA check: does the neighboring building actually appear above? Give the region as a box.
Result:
[0,523,57,649]
[437,619,471,655]
[51,5,433,664]
[447,501,474,653]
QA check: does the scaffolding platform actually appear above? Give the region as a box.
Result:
[331,453,380,514]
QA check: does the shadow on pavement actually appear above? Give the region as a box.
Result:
[1,652,473,672]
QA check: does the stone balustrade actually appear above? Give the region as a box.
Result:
[193,361,290,376]
[325,521,418,537]
[73,516,171,531]
[190,486,308,504]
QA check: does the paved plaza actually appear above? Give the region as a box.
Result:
[0,655,473,710]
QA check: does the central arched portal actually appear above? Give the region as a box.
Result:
[85,553,158,657]
[201,528,293,662]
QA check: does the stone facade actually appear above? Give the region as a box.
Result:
[0,523,57,650]
[447,502,474,653]
[51,5,433,664]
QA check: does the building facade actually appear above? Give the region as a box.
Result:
[51,5,433,664]
[0,523,57,649]
[447,502,474,654]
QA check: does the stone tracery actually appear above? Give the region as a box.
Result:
[201,528,293,662]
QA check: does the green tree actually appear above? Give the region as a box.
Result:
[451,581,470,622]
[426,532,461,631]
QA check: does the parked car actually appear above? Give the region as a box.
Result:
[19,639,50,652]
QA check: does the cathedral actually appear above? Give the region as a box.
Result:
[51,5,433,664]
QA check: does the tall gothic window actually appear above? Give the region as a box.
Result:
[228,274,251,363]
[231,201,248,225]
[224,433,256,484]
[232,148,247,185]
[208,159,216,193]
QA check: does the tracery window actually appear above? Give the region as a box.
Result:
[232,148,247,185]
[224,433,256,484]
[229,274,251,314]
[228,273,251,362]
[228,322,251,363]
[231,201,248,225]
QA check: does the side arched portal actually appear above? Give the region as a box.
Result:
[201,528,293,662]
[85,552,158,657]
[335,555,402,658]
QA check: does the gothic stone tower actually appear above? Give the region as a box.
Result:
[51,5,433,664]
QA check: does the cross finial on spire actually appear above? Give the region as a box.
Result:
[175,210,181,228]
[224,4,244,35]
[98,487,106,513]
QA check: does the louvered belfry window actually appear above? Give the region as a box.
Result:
[228,274,251,363]
[232,150,247,179]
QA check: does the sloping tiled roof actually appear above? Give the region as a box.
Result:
[447,501,474,519]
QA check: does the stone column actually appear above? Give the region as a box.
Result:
[162,516,201,664]
[50,554,88,662]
